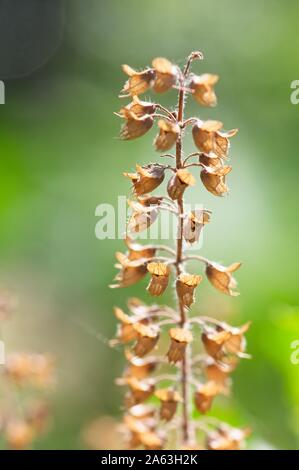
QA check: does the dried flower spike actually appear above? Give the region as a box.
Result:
[112,51,250,450]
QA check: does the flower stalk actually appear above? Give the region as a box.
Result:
[111,51,251,450]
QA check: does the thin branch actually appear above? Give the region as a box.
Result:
[155,104,176,121]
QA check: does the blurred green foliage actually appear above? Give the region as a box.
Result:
[0,0,299,449]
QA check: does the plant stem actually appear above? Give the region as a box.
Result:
[175,59,191,446]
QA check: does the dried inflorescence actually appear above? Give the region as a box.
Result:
[111,51,251,450]
[0,291,55,450]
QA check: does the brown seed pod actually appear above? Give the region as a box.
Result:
[206,425,251,450]
[120,64,156,96]
[204,357,236,386]
[206,262,241,296]
[190,73,219,107]
[133,323,160,357]
[119,111,154,140]
[201,327,232,360]
[110,252,148,288]
[155,388,182,421]
[113,308,137,344]
[176,273,202,308]
[124,349,158,379]
[124,164,166,196]
[127,200,159,233]
[154,120,180,151]
[138,430,165,450]
[146,263,170,297]
[183,209,211,245]
[192,120,238,158]
[152,57,177,93]
[123,377,155,405]
[125,237,156,261]
[167,328,193,364]
[194,381,223,414]
[200,165,232,196]
[167,169,196,200]
[117,96,156,118]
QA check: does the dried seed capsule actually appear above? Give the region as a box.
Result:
[190,73,219,107]
[124,349,158,379]
[183,209,210,245]
[133,323,160,357]
[118,96,156,118]
[125,377,155,404]
[146,262,170,297]
[167,328,193,364]
[194,381,222,414]
[176,273,202,308]
[154,120,180,152]
[124,164,166,196]
[110,252,148,288]
[120,64,156,96]
[120,111,154,140]
[206,262,241,296]
[127,200,159,233]
[206,425,251,450]
[200,165,232,196]
[167,169,196,200]
[152,57,177,93]
[155,388,182,421]
[201,327,231,360]
[113,307,139,344]
[204,358,236,386]
[192,120,238,158]
[125,237,156,261]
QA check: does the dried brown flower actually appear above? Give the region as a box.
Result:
[154,119,180,151]
[176,273,202,308]
[133,323,160,357]
[167,328,193,364]
[194,381,223,414]
[127,200,159,233]
[155,388,182,421]
[147,262,170,296]
[167,169,196,200]
[112,307,139,344]
[124,164,166,196]
[190,73,219,107]
[119,111,154,140]
[192,120,238,158]
[118,96,156,118]
[152,57,177,93]
[123,377,155,404]
[200,164,232,196]
[202,321,250,360]
[206,425,251,450]
[183,209,210,245]
[120,64,156,97]
[124,349,158,379]
[110,252,148,288]
[206,261,241,296]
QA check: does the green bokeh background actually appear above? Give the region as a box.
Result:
[0,0,299,449]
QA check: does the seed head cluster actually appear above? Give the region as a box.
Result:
[111,52,251,450]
